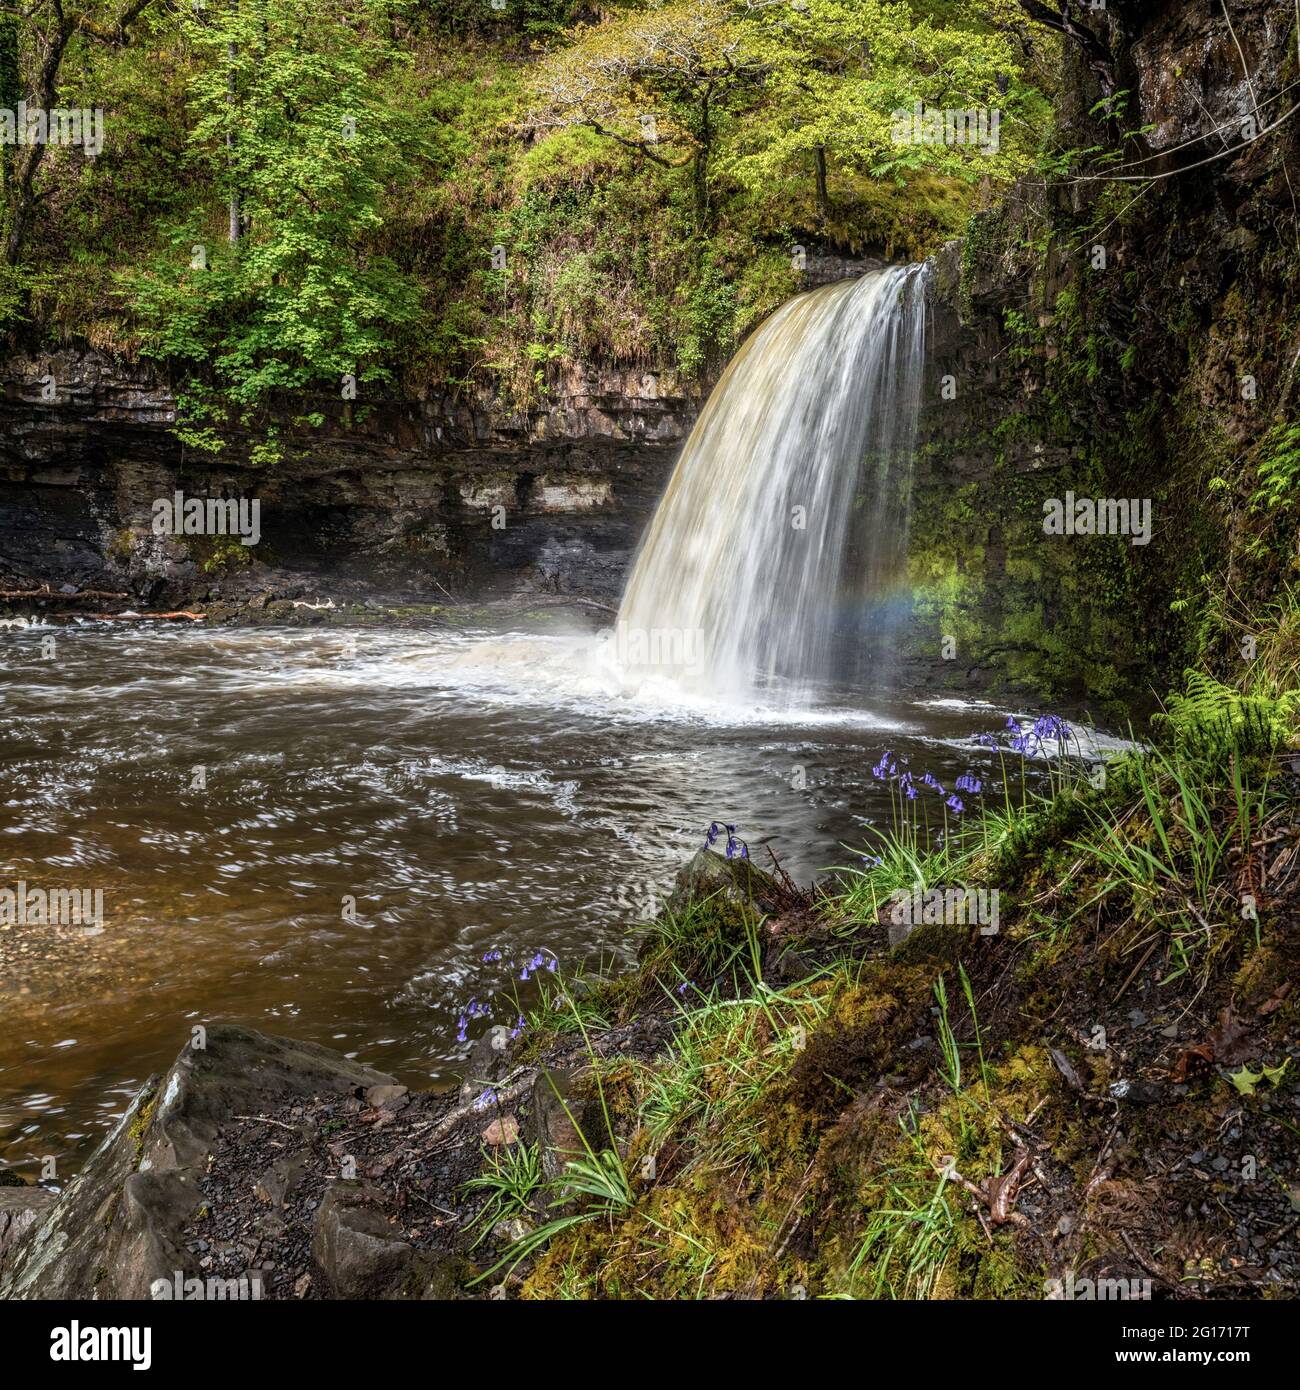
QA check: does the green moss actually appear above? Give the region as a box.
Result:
[128,1087,158,1169]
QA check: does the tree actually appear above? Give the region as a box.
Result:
[0,0,154,264]
[526,0,766,229]
[727,0,1044,215]
[124,0,423,462]
[527,0,1047,234]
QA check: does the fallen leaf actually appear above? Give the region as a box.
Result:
[1170,1043,1216,1083]
[1258,983,1293,1017]
[1208,1005,1252,1064]
[1227,1058,1291,1097]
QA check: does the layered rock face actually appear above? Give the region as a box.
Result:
[0,250,890,612]
[0,352,691,606]
[0,1027,398,1300]
[905,0,1298,708]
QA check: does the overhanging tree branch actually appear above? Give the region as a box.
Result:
[1016,0,1116,97]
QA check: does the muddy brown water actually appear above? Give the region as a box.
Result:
[0,616,1108,1180]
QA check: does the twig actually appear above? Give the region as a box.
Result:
[1113,935,1160,1002]
[1120,1228,1171,1289]
[411,1067,539,1147]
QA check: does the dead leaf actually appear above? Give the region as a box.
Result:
[1169,1043,1215,1083]
[1208,1005,1252,1064]
[1258,982,1293,1017]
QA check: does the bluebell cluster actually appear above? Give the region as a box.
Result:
[867,714,1073,826]
[704,821,749,860]
[870,749,974,817]
[455,945,558,1044]
[1003,713,1074,757]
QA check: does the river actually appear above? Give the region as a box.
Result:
[0,613,1085,1178]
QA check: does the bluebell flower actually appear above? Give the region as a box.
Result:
[1033,714,1071,745]
[955,773,982,794]
[946,795,965,814]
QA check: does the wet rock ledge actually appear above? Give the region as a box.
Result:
[0,1023,669,1301]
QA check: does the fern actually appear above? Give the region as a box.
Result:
[1155,671,1299,760]
[1249,423,1300,514]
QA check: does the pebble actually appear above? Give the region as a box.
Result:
[482,1114,520,1146]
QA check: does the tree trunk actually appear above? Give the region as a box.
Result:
[814,145,828,224]
[4,20,71,265]
[227,40,240,244]
[693,86,712,230]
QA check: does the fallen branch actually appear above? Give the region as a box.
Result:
[0,587,130,600]
[233,1113,298,1132]
[412,1066,539,1148]
[88,611,206,621]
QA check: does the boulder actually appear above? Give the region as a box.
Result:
[531,1069,600,1187]
[666,847,786,918]
[0,1187,56,1275]
[458,1025,513,1105]
[0,1025,394,1300]
[311,1181,452,1300]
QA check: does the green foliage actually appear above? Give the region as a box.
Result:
[1249,421,1300,517]
[1156,670,1300,761]
[461,1141,543,1250]
[3,0,1055,404]
[121,0,424,459]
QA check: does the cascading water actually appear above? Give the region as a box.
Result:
[614,265,929,709]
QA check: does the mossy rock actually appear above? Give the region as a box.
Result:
[889,920,975,964]
[666,847,785,918]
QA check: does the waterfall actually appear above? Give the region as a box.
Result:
[613,265,929,709]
